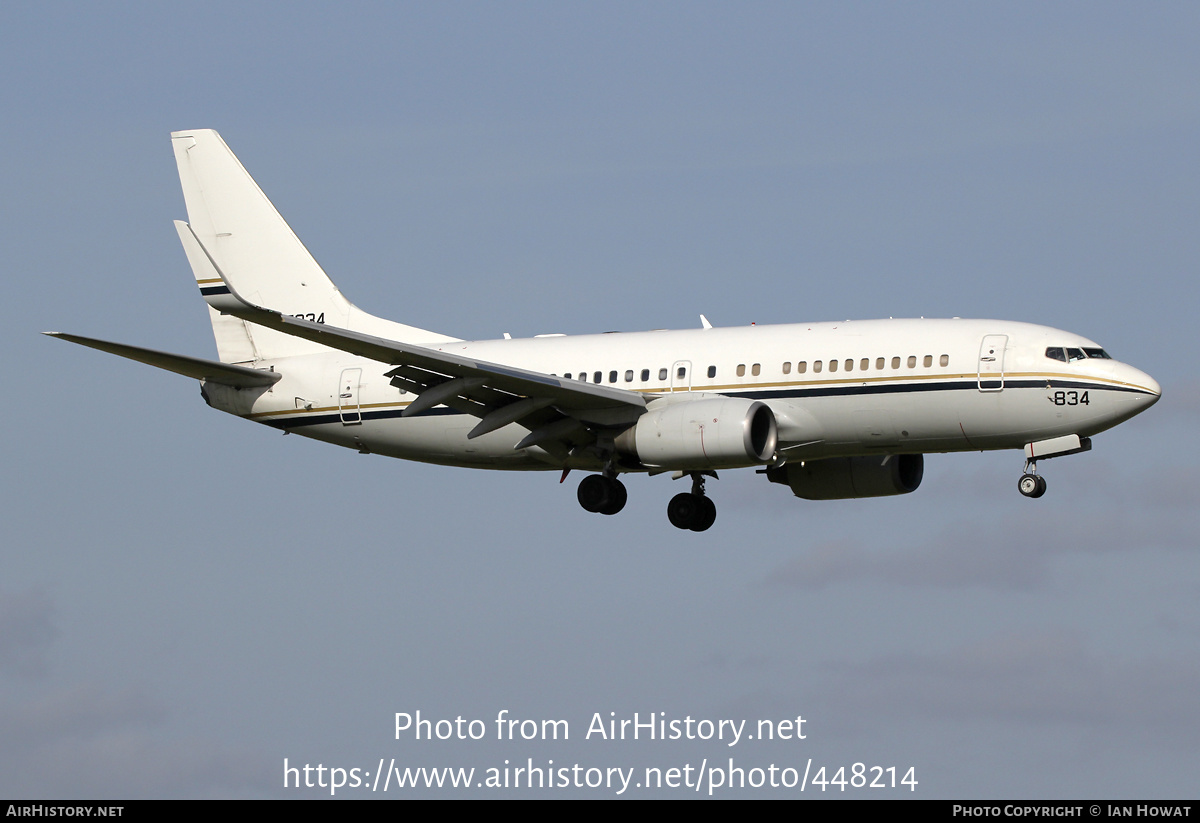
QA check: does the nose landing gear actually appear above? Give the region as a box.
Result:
[1018,460,1047,498]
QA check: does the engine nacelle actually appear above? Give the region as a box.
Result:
[766,454,923,500]
[616,397,778,470]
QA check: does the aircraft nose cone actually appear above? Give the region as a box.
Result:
[1136,369,1160,397]
[1093,364,1160,431]
[1126,366,1161,410]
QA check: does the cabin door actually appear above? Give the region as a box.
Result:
[339,368,362,424]
[977,335,1007,392]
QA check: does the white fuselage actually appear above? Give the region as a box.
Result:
[52,130,1164,531]
[204,317,1160,471]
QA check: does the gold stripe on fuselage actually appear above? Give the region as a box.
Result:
[244,370,1147,422]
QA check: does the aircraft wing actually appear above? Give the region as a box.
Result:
[193,237,647,450]
[233,304,647,453]
[44,332,282,388]
[279,313,644,416]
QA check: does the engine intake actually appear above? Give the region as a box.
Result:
[616,397,778,469]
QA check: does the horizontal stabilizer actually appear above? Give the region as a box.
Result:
[44,332,281,388]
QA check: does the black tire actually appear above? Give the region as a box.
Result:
[690,495,717,532]
[1032,475,1047,498]
[667,492,702,529]
[599,478,628,515]
[578,474,609,513]
[1018,473,1040,498]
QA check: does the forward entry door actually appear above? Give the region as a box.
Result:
[977,335,1007,392]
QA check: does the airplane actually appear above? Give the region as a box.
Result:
[47,129,1161,532]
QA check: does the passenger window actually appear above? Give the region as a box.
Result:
[923,355,932,368]
[624,370,634,382]
[751,363,761,376]
[876,357,885,370]
[907,356,916,368]
[940,354,949,367]
[707,365,716,378]
[813,361,823,373]
[609,371,618,383]
[593,371,602,384]
[860,358,869,371]
[737,364,746,377]
[659,368,668,381]
[797,361,807,374]
[564,373,572,380]
[891,357,900,369]
[829,359,838,373]
[641,369,650,382]
[782,362,791,374]
[677,366,687,379]
[845,359,854,372]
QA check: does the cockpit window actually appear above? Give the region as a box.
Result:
[1046,346,1110,363]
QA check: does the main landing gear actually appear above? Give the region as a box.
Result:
[577,473,627,515]
[667,473,717,532]
[1017,460,1047,499]
[575,470,717,531]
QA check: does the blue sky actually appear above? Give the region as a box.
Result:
[2,2,1197,797]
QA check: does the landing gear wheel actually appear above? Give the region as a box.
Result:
[667,493,716,531]
[668,493,700,529]
[578,475,627,515]
[598,478,627,515]
[690,495,717,532]
[578,474,607,512]
[1018,473,1047,498]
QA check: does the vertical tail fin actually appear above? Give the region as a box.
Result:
[171,129,455,362]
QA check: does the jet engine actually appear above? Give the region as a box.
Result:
[766,454,923,500]
[615,397,778,470]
